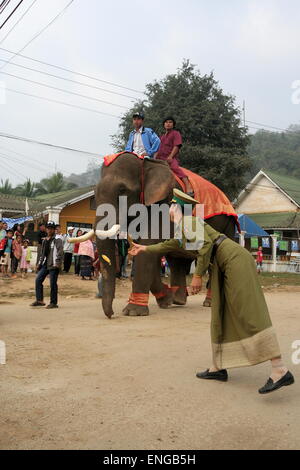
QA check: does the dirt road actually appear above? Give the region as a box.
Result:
[0,275,299,449]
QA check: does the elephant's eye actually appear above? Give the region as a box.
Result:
[119,186,127,195]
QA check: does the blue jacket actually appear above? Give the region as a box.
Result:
[125,127,160,158]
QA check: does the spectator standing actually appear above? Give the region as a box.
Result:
[11,234,22,278]
[62,227,75,272]
[256,246,263,274]
[73,229,83,275]
[36,223,47,268]
[30,221,63,308]
[78,237,94,280]
[125,112,160,158]
[0,220,7,240]
[20,239,32,278]
[55,224,63,240]
[0,229,13,278]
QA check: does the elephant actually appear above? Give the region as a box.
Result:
[72,152,237,318]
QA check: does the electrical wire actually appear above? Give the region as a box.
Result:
[3,86,121,119]
[0,0,23,31]
[0,0,38,46]
[0,130,103,158]
[1,70,129,109]
[0,0,75,71]
[0,58,138,99]
[0,0,11,15]
[0,46,144,94]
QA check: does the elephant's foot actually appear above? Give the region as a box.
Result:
[153,283,173,309]
[172,286,187,305]
[122,303,149,316]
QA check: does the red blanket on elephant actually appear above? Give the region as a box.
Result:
[173,168,238,222]
[103,152,238,225]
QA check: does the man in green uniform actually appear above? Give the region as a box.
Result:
[129,189,295,395]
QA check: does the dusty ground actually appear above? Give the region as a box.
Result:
[0,273,299,450]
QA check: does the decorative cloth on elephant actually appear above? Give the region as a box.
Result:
[173,168,238,224]
[104,151,144,167]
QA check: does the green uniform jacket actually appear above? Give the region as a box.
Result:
[146,216,221,276]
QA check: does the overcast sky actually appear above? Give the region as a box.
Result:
[1,0,299,185]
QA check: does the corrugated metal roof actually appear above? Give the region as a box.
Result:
[263,170,300,206]
[249,211,300,229]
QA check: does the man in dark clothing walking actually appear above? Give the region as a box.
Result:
[31,221,63,309]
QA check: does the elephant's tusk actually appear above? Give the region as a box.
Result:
[68,229,95,243]
[95,224,120,239]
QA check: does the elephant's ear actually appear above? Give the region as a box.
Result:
[144,159,175,205]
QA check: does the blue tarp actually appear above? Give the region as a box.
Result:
[2,216,33,229]
[235,214,269,238]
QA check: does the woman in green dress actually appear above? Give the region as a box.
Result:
[129,189,294,395]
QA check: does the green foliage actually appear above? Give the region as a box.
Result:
[14,179,37,197]
[112,60,251,199]
[34,172,77,195]
[248,125,300,178]
[0,178,13,194]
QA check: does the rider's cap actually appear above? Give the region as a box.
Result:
[171,188,199,207]
[132,112,144,119]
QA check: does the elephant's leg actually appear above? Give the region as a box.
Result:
[167,256,192,305]
[150,257,173,309]
[122,246,158,316]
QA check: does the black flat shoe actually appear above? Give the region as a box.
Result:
[46,303,58,309]
[196,369,228,382]
[30,301,45,307]
[258,371,294,394]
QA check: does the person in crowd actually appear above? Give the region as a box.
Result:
[256,246,263,273]
[20,239,32,278]
[73,229,83,276]
[30,221,63,309]
[12,223,23,240]
[62,227,75,273]
[155,116,193,195]
[116,236,130,279]
[78,234,95,280]
[0,220,7,240]
[125,112,160,158]
[0,229,13,278]
[36,222,47,268]
[11,234,22,278]
[129,189,295,395]
[55,224,64,240]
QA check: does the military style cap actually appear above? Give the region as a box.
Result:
[132,112,144,119]
[171,188,199,207]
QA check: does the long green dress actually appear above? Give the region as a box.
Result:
[146,217,281,369]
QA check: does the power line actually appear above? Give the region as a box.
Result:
[245,120,292,133]
[0,0,12,15]
[0,0,38,46]
[0,0,75,71]
[0,130,104,158]
[0,58,138,99]
[3,86,121,119]
[0,46,145,94]
[0,0,24,31]
[1,70,129,109]
[0,149,62,175]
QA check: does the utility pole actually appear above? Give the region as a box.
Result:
[242,100,246,128]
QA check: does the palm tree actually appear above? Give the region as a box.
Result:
[0,178,13,194]
[35,172,77,195]
[14,179,37,197]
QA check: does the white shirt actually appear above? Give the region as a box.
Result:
[133,127,146,156]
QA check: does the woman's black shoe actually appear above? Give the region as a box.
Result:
[258,371,294,394]
[196,369,228,382]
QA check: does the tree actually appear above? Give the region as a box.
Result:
[248,126,300,178]
[35,172,77,195]
[112,60,251,199]
[14,179,37,197]
[0,178,13,194]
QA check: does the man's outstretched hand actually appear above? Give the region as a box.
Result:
[128,243,147,257]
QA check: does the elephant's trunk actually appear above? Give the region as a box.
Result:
[97,237,117,318]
